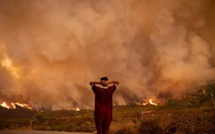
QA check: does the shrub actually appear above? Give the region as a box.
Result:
[139,119,162,134]
[33,113,47,122]
[166,99,179,109]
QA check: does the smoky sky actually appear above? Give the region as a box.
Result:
[0,0,215,110]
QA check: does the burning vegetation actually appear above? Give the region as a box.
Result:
[0,83,214,133]
[0,101,32,110]
[0,0,215,133]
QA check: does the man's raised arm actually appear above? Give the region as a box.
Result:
[89,81,101,86]
[107,80,119,85]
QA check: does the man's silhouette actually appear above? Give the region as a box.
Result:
[90,77,119,134]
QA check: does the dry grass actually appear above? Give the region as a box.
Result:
[0,105,214,133]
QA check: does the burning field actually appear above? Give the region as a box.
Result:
[0,90,215,133]
[0,81,215,133]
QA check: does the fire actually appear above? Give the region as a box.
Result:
[72,106,80,111]
[142,102,148,105]
[0,44,20,78]
[0,102,10,109]
[0,101,32,110]
[149,99,157,106]
[142,98,158,106]
[14,102,33,110]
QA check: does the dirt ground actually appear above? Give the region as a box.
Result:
[0,130,93,134]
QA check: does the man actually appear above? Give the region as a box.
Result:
[90,77,119,134]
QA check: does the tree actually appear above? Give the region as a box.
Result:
[33,113,47,122]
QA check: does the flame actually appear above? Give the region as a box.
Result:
[149,99,157,106]
[142,98,158,106]
[72,106,80,111]
[0,101,33,110]
[142,102,147,106]
[0,44,20,78]
[75,107,80,111]
[0,102,10,109]
[11,103,16,109]
[14,102,33,110]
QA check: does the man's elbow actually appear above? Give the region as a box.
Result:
[115,81,119,85]
[89,82,93,86]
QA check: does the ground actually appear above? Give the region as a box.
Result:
[0,130,92,134]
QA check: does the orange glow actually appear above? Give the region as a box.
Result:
[0,44,20,78]
[1,58,20,78]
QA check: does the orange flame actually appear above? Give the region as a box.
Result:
[0,102,10,109]
[149,99,157,106]
[14,102,33,110]
[142,98,158,106]
[72,106,80,111]
[142,102,147,105]
[0,101,33,110]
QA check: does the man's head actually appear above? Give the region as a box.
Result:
[100,76,108,87]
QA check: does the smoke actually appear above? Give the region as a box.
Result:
[0,0,214,110]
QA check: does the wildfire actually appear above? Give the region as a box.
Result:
[0,101,33,110]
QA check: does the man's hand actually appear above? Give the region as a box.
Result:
[89,81,100,86]
[90,80,119,86]
[107,80,119,85]
[100,81,108,85]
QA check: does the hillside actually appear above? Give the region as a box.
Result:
[0,83,215,133]
[0,105,36,118]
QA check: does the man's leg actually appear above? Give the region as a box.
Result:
[103,121,111,134]
[95,114,103,134]
[102,113,112,134]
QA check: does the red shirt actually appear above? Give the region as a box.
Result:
[92,84,116,120]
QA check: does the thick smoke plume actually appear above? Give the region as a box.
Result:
[0,0,215,110]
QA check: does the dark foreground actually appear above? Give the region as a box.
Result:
[0,130,93,134]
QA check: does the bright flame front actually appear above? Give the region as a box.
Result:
[0,102,10,109]
[0,101,32,110]
[14,102,33,110]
